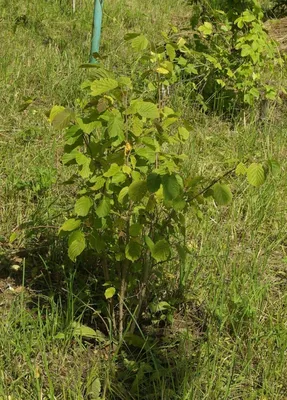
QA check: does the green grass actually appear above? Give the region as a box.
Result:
[1,0,287,399]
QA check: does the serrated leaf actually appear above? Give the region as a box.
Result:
[71,322,99,338]
[87,377,101,400]
[131,34,149,52]
[235,162,247,176]
[104,287,116,299]
[166,43,176,61]
[76,117,99,134]
[96,196,111,217]
[112,172,126,184]
[60,218,81,232]
[247,163,265,187]
[103,163,120,177]
[147,173,161,193]
[212,183,233,205]
[151,239,170,262]
[118,186,129,204]
[156,67,170,75]
[107,110,124,138]
[125,241,142,261]
[145,235,154,251]
[91,176,106,191]
[132,116,143,137]
[74,196,93,217]
[90,78,118,96]
[135,147,156,162]
[68,230,86,262]
[198,21,213,35]
[128,181,147,202]
[129,223,142,237]
[136,101,159,119]
[178,126,189,140]
[162,174,181,201]
[50,107,72,130]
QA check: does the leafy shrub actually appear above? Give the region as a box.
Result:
[168,1,284,116]
[50,33,269,340]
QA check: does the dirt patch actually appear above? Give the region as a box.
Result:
[265,16,287,51]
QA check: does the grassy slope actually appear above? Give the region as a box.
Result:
[1,0,287,399]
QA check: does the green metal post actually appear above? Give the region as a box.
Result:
[89,0,104,64]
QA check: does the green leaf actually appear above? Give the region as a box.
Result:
[96,196,111,217]
[162,174,181,201]
[76,117,99,134]
[178,126,189,140]
[132,116,143,137]
[147,173,161,193]
[89,232,105,253]
[212,183,233,206]
[128,181,147,202]
[130,223,142,237]
[166,43,176,61]
[68,230,86,262]
[103,163,120,177]
[74,196,93,217]
[118,186,129,204]
[107,110,124,138]
[198,21,213,35]
[91,176,106,191]
[50,106,72,130]
[131,34,149,52]
[145,235,154,251]
[87,377,101,400]
[235,162,247,176]
[247,163,265,187]
[125,241,142,261]
[60,218,81,232]
[136,101,159,119]
[151,239,170,262]
[71,322,99,338]
[112,172,126,184]
[104,287,116,299]
[90,78,118,96]
[135,147,156,162]
[156,67,170,75]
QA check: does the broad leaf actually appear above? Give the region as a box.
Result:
[107,110,124,138]
[128,181,147,202]
[151,239,170,262]
[147,173,161,193]
[125,241,142,261]
[136,101,159,119]
[162,174,181,201]
[104,287,116,299]
[247,163,265,187]
[129,223,142,237]
[71,322,99,338]
[74,196,93,217]
[96,196,111,217]
[68,230,86,262]
[118,186,129,204]
[60,218,81,232]
[178,126,190,140]
[131,34,149,52]
[90,78,118,96]
[103,163,120,177]
[235,162,247,176]
[212,183,233,205]
[50,106,72,130]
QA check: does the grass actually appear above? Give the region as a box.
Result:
[1,0,287,399]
